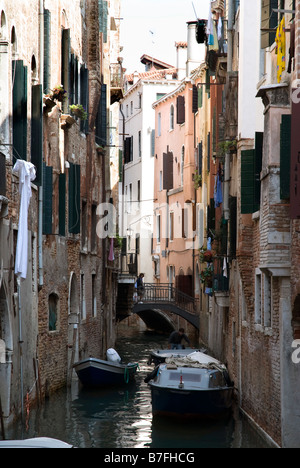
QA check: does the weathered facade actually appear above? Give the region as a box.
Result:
[0,0,121,425]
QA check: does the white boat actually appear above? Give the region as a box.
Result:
[147,351,234,419]
[148,348,206,366]
[0,437,73,448]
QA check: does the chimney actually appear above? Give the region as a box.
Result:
[186,21,205,77]
[176,42,187,80]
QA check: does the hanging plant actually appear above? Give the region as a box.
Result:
[49,85,67,102]
[199,248,213,263]
[69,104,88,121]
[193,170,202,189]
[199,264,214,285]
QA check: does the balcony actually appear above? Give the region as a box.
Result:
[110,63,124,105]
[118,253,138,284]
[213,256,229,307]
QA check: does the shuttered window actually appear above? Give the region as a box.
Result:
[44,9,51,95]
[80,65,89,134]
[124,136,133,164]
[229,196,237,258]
[43,164,53,235]
[198,86,203,108]
[198,142,203,175]
[207,132,211,172]
[99,0,108,43]
[95,84,107,146]
[192,85,198,114]
[59,173,66,237]
[151,129,155,157]
[280,114,291,200]
[31,84,43,186]
[0,153,6,197]
[61,28,70,114]
[261,0,278,49]
[163,151,173,191]
[176,96,185,124]
[12,60,28,161]
[68,163,81,234]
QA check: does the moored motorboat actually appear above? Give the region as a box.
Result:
[148,348,206,366]
[74,349,139,387]
[146,351,234,419]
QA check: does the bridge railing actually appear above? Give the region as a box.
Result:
[143,283,198,315]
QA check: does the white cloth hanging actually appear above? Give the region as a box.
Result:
[223,257,228,278]
[13,160,36,279]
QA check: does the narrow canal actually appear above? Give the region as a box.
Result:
[7,325,272,448]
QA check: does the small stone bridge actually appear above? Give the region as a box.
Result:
[131,283,200,331]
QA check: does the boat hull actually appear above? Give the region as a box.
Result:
[74,358,138,387]
[150,384,233,419]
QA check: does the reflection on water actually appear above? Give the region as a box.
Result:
[7,328,272,448]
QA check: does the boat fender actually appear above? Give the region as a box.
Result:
[144,366,160,383]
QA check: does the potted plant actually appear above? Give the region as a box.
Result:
[69,104,88,121]
[199,265,214,286]
[49,85,67,102]
[199,248,213,263]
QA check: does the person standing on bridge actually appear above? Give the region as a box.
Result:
[168,328,191,350]
[135,273,145,304]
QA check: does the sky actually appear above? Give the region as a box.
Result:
[120,0,210,73]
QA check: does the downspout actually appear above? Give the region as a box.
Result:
[224,0,234,222]
[38,0,44,287]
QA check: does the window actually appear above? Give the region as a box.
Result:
[69,163,81,234]
[176,95,185,124]
[81,274,86,320]
[81,200,88,250]
[170,105,174,130]
[170,212,174,241]
[131,101,133,114]
[255,272,262,324]
[158,113,161,137]
[49,293,59,331]
[92,274,97,318]
[181,146,185,186]
[137,180,141,210]
[157,214,161,243]
[159,171,163,191]
[138,131,142,157]
[263,272,271,328]
[0,153,6,196]
[91,204,97,252]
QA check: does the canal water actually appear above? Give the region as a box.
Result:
[7,325,271,448]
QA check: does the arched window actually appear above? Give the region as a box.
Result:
[0,11,7,40]
[49,293,59,331]
[11,26,17,57]
[170,104,174,130]
[31,55,38,83]
[181,146,185,186]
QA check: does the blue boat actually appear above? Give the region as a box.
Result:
[147,351,234,419]
[74,353,139,388]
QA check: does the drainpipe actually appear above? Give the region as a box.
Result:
[38,0,44,287]
[224,0,234,222]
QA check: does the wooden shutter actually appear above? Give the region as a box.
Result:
[198,142,203,175]
[280,114,291,200]
[177,96,185,124]
[31,84,43,186]
[59,173,66,236]
[80,65,89,134]
[43,164,53,234]
[68,163,81,234]
[99,0,108,43]
[61,28,70,114]
[255,132,263,207]
[43,9,51,94]
[207,132,211,172]
[198,86,203,108]
[12,60,28,161]
[261,0,278,49]
[151,129,155,157]
[96,84,107,146]
[241,149,256,214]
[192,85,198,113]
[163,151,173,191]
[0,153,6,197]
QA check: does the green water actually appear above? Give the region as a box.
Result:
[7,327,272,448]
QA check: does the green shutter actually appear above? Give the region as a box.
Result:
[44,9,51,94]
[12,60,28,161]
[151,129,155,157]
[241,149,256,214]
[255,132,263,208]
[280,114,291,200]
[31,84,43,186]
[61,28,70,114]
[43,164,53,234]
[198,86,203,108]
[59,173,66,236]
[96,84,107,146]
[69,163,81,234]
[80,65,89,134]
